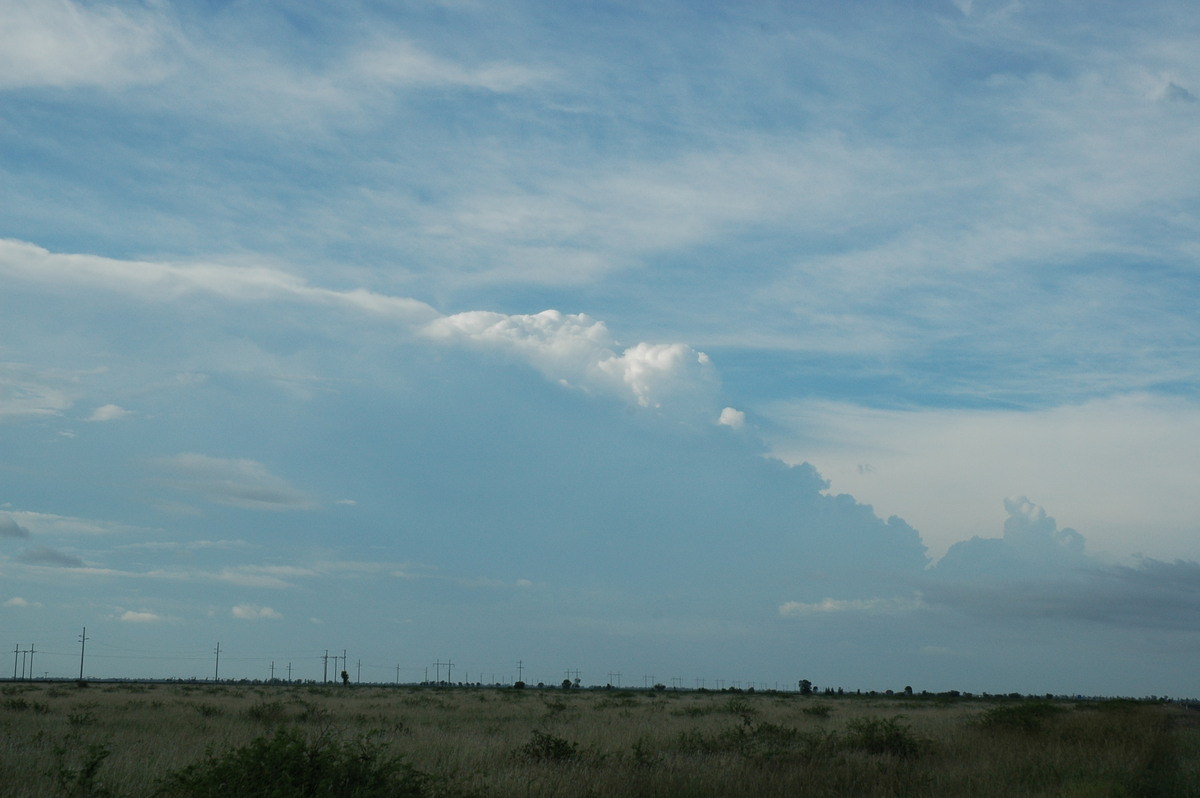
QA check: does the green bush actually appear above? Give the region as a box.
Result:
[244,699,289,725]
[516,730,580,762]
[977,701,1065,733]
[842,715,925,758]
[51,740,115,798]
[156,727,432,797]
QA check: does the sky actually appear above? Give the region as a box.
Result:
[2,0,1199,697]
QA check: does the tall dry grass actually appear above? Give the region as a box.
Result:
[1,681,1197,797]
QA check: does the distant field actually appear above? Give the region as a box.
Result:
[1,681,1197,797]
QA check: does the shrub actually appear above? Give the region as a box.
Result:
[51,741,114,798]
[156,727,431,797]
[977,701,1065,733]
[244,699,289,725]
[842,715,925,758]
[515,730,579,763]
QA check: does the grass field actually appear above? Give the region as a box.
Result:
[1,680,1198,797]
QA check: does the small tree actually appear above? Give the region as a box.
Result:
[799,679,813,696]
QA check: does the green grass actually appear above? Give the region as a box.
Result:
[0,681,1196,797]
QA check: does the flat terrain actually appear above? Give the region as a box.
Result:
[1,681,1198,796]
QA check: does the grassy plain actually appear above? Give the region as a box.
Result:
[1,680,1198,797]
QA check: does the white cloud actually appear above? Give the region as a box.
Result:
[0,239,439,324]
[351,39,546,93]
[86,404,131,422]
[596,342,715,409]
[152,453,316,511]
[119,610,167,623]
[217,565,315,589]
[424,309,718,412]
[0,0,176,89]
[718,407,745,429]
[779,595,923,618]
[3,597,38,608]
[0,363,74,420]
[232,604,283,620]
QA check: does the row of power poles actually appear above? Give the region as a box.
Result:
[10,627,88,681]
[7,628,537,686]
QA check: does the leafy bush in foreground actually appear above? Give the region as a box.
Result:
[156,727,432,798]
[515,730,580,762]
[841,715,926,758]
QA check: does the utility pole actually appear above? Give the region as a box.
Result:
[78,628,88,681]
[447,659,453,683]
[287,662,292,682]
[27,645,35,680]
[213,643,220,682]
[13,644,19,679]
[357,659,361,683]
[270,661,275,681]
[396,664,400,684]
[517,660,523,683]
[323,650,329,683]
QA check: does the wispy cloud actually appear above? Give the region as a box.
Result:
[779,595,923,618]
[0,363,75,420]
[0,239,438,324]
[86,404,132,422]
[151,453,316,512]
[16,546,85,568]
[350,39,547,93]
[215,565,316,589]
[0,0,177,89]
[0,515,31,539]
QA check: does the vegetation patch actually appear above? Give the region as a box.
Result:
[976,701,1066,733]
[157,727,433,797]
[515,730,581,763]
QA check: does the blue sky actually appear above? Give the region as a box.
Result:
[2,0,1199,696]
